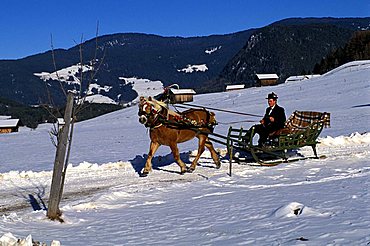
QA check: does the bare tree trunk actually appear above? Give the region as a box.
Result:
[47,93,74,221]
[58,117,75,207]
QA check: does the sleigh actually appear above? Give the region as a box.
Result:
[209,111,330,171]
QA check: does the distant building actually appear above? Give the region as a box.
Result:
[0,119,21,133]
[285,74,321,83]
[168,88,196,104]
[225,84,245,91]
[256,74,279,86]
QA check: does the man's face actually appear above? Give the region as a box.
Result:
[268,99,276,107]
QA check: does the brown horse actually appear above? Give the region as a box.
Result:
[138,96,220,176]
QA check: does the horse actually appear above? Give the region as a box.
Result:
[138,96,221,176]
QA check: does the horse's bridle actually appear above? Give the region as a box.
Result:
[138,101,163,129]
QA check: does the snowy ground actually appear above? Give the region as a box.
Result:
[0,61,369,245]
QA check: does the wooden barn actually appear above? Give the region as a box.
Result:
[256,74,279,86]
[0,119,21,133]
[225,84,245,91]
[168,88,196,104]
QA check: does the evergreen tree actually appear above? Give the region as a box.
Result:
[313,30,370,73]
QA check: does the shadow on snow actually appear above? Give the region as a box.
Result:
[129,152,192,175]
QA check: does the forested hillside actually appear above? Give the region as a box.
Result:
[0,97,122,128]
[313,30,370,74]
[216,24,354,89]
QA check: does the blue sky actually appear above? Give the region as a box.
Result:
[0,0,369,59]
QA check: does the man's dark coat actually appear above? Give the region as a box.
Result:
[262,104,286,132]
[253,104,286,145]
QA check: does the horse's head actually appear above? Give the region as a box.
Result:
[138,96,164,128]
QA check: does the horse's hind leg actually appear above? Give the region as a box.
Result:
[142,141,160,176]
[205,137,221,169]
[169,143,188,174]
[189,135,207,172]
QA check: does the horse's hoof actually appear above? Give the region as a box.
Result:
[180,167,191,175]
[187,167,195,173]
[216,163,221,169]
[139,171,149,177]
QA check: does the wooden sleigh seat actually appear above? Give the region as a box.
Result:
[267,110,331,150]
[226,111,331,165]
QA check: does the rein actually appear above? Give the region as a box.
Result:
[175,103,263,118]
[217,120,257,125]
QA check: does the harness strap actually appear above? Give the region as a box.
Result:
[142,98,216,131]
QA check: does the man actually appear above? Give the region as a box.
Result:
[252,92,286,146]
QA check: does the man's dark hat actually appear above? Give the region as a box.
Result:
[266,92,278,100]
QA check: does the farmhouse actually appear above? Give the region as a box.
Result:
[225,84,245,91]
[0,119,21,133]
[256,73,279,86]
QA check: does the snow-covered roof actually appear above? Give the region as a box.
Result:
[256,74,279,79]
[169,88,196,95]
[226,84,245,90]
[0,115,11,120]
[0,119,19,128]
[285,74,321,82]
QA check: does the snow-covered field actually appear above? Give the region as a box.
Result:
[0,61,369,245]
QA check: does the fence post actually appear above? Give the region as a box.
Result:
[229,145,233,177]
[47,93,74,220]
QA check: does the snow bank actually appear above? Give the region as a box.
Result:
[0,232,60,246]
[319,132,370,146]
[205,46,221,54]
[273,202,331,218]
[119,77,164,102]
[177,64,208,73]
[322,60,370,76]
[34,64,93,85]
[80,94,117,104]
[1,60,370,245]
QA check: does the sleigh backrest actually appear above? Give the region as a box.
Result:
[283,111,330,133]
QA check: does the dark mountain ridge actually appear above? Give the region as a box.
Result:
[0,31,254,106]
[1,17,369,107]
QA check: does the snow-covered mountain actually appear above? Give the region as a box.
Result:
[0,60,369,245]
[1,17,370,106]
[0,30,254,106]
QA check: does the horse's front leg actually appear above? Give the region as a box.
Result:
[142,141,160,177]
[205,137,221,169]
[169,143,188,174]
[189,134,207,172]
